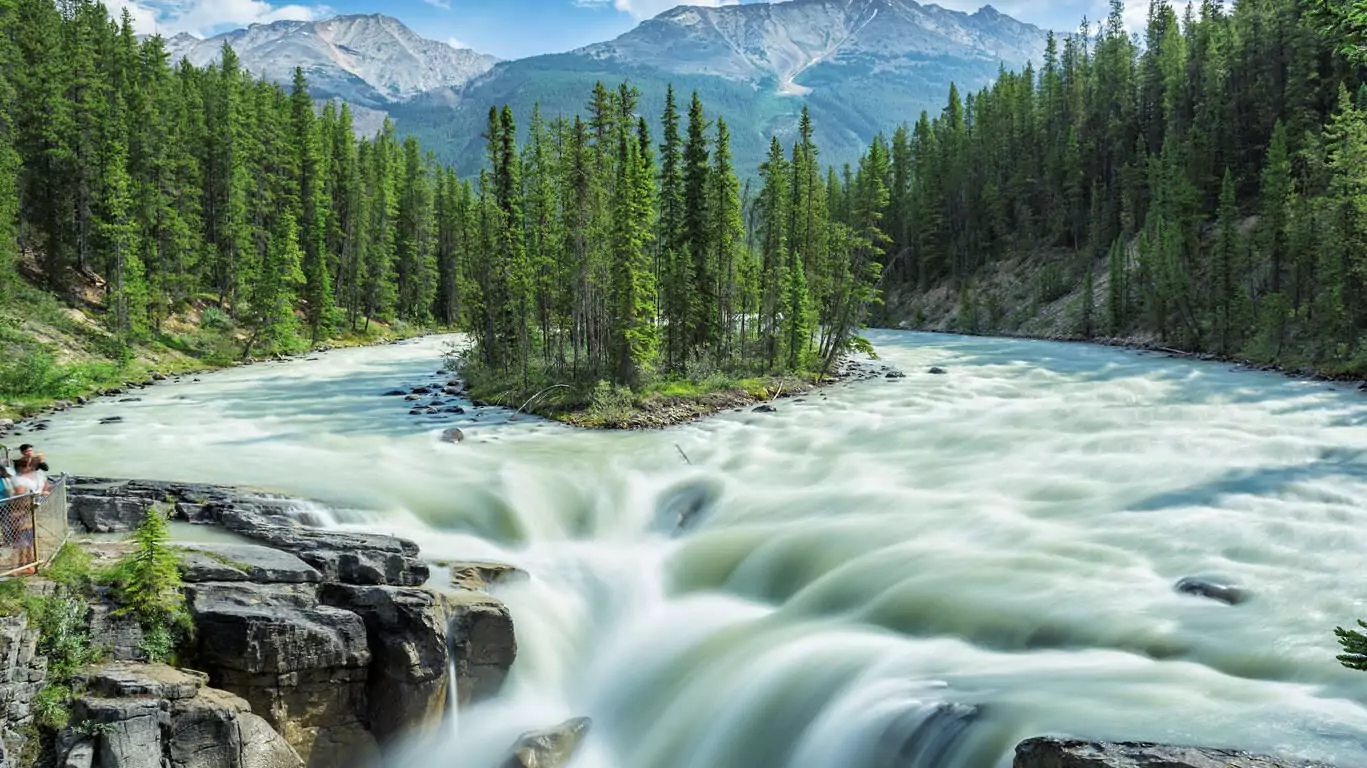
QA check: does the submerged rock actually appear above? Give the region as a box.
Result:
[876,702,979,766]
[1012,737,1337,767]
[928,367,948,375]
[502,717,592,768]
[753,404,777,413]
[1175,577,1247,606]
[440,428,465,444]
[886,370,907,379]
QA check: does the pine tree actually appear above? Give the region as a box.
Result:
[1212,168,1243,353]
[757,138,790,370]
[658,85,687,370]
[98,95,146,346]
[243,210,305,358]
[682,91,713,361]
[290,68,334,342]
[711,116,744,365]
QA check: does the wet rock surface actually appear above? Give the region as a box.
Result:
[448,561,526,592]
[442,591,517,706]
[502,717,592,768]
[1012,738,1337,767]
[1174,577,1247,606]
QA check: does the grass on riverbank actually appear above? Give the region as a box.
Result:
[461,363,821,428]
[0,276,429,421]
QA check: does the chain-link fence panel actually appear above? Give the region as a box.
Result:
[0,494,37,576]
[34,476,68,565]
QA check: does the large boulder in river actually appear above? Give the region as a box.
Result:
[1174,577,1247,606]
[185,582,377,768]
[320,585,449,745]
[1012,737,1337,767]
[61,662,303,768]
[502,718,592,768]
[448,561,526,592]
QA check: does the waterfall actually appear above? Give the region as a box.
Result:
[447,654,460,738]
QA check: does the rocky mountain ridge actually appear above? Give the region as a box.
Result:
[159,14,499,107]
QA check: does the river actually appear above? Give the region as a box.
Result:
[29,330,1367,767]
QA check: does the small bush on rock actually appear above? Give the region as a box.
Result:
[108,509,189,663]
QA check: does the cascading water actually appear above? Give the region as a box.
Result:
[33,331,1367,767]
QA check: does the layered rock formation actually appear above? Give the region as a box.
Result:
[58,663,302,768]
[61,479,519,768]
[0,615,46,766]
[1013,737,1338,768]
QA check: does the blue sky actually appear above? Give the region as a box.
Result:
[112,0,1143,61]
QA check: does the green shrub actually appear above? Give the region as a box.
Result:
[199,306,232,332]
[586,380,636,425]
[26,593,99,680]
[32,684,71,731]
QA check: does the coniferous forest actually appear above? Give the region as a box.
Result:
[0,0,886,417]
[0,0,1366,419]
[874,0,1367,372]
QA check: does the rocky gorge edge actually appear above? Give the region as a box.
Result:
[0,476,522,768]
[0,476,1343,768]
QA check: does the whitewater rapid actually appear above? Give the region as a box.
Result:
[32,331,1367,767]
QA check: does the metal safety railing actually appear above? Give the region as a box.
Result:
[0,475,69,577]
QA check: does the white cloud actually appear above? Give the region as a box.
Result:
[447,36,468,49]
[107,0,160,34]
[575,0,741,20]
[424,0,451,8]
[128,0,330,37]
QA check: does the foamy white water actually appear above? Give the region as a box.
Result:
[32,331,1367,766]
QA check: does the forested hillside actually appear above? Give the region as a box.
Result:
[874,0,1367,373]
[0,0,886,422]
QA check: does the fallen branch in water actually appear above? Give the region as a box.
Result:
[675,444,692,465]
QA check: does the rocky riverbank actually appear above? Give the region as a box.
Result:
[0,334,435,442]
[0,476,522,768]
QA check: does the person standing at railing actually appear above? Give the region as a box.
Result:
[0,467,35,572]
[12,444,50,496]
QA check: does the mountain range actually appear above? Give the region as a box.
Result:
[164,0,1049,175]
